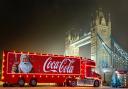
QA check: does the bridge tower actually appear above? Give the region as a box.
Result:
[65,31,79,56]
[91,9,112,73]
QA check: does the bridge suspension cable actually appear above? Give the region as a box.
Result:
[97,33,128,61]
[111,37,128,60]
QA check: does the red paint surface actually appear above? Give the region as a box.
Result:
[1,51,101,84]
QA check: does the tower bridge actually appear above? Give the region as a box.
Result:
[70,32,91,48]
[65,9,128,83]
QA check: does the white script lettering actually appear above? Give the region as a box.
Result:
[43,57,75,73]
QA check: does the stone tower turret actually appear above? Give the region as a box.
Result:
[91,8,112,73]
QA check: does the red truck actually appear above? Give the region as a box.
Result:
[1,51,101,87]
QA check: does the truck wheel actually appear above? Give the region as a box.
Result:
[70,80,77,87]
[29,79,37,87]
[3,82,8,87]
[94,80,100,87]
[18,78,25,87]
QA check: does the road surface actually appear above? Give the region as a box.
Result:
[0,84,125,89]
[0,82,125,89]
[0,86,126,89]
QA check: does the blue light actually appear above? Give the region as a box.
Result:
[111,72,121,88]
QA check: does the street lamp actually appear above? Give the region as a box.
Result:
[102,69,107,84]
[102,67,112,85]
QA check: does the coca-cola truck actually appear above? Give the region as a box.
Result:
[1,51,101,87]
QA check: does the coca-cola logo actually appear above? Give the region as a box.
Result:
[43,57,75,73]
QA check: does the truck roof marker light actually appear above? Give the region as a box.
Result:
[26,75,28,78]
[81,69,83,71]
[19,75,22,78]
[27,52,29,55]
[14,50,16,53]
[21,51,23,54]
[1,76,4,80]
[3,52,5,57]
[68,76,71,78]
[2,59,5,64]
[34,52,36,55]
[2,65,4,68]
[33,75,35,77]
[12,75,15,78]
[86,65,96,67]
[2,70,4,74]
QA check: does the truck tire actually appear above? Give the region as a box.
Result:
[94,80,100,87]
[66,79,77,87]
[18,78,25,87]
[3,82,8,87]
[70,80,77,87]
[29,79,37,87]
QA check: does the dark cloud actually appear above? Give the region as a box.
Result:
[0,0,128,55]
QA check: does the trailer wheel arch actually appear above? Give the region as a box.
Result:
[3,82,8,87]
[29,78,37,87]
[94,80,100,87]
[17,78,25,87]
[70,79,77,87]
[66,78,77,87]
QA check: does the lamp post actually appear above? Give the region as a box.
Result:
[103,70,106,84]
[102,67,112,86]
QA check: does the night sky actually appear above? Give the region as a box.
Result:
[0,0,128,57]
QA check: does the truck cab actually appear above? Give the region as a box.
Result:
[77,58,101,87]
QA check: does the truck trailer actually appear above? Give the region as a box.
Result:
[1,51,101,87]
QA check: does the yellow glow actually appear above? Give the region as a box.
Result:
[12,75,15,78]
[2,71,4,74]
[14,50,16,53]
[19,75,22,77]
[1,76,4,80]
[2,52,5,81]
[27,52,29,55]
[86,65,96,67]
[69,76,71,78]
[26,75,28,78]
[2,65,4,68]
[3,52,5,57]
[3,59,5,63]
